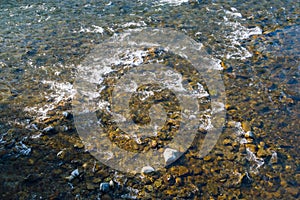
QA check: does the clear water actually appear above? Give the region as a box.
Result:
[0,0,299,199]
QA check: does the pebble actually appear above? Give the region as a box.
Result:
[86,182,96,190]
[71,169,79,177]
[285,187,299,197]
[245,131,254,139]
[223,138,232,145]
[257,148,268,157]
[42,126,57,134]
[74,142,84,149]
[154,179,162,188]
[163,148,178,164]
[141,166,155,174]
[109,180,114,187]
[203,155,212,161]
[100,182,110,192]
[175,177,182,186]
[170,166,189,176]
[269,151,278,164]
[92,178,102,184]
[65,169,79,181]
[242,121,251,132]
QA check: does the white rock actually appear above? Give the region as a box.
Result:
[141,166,155,174]
[71,169,79,177]
[65,169,79,181]
[163,148,178,164]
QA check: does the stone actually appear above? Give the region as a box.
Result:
[86,182,96,190]
[141,166,155,174]
[170,166,189,176]
[223,138,232,145]
[74,142,84,149]
[175,177,182,186]
[92,178,102,183]
[257,148,267,157]
[163,148,178,164]
[100,182,110,192]
[245,131,254,139]
[286,187,299,197]
[242,121,251,132]
[203,155,212,161]
[154,179,162,188]
[42,126,57,134]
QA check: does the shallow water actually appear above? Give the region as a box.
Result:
[0,0,299,199]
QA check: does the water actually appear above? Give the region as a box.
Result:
[0,0,299,199]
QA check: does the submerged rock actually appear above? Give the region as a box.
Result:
[141,166,155,174]
[163,148,178,164]
[100,182,110,192]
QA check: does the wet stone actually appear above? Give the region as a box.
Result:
[141,166,155,174]
[86,182,96,190]
[242,121,251,132]
[285,187,299,197]
[92,178,102,184]
[203,155,212,161]
[169,166,189,177]
[100,182,110,192]
[154,179,162,188]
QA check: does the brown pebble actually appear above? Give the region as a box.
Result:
[257,148,267,157]
[86,183,96,190]
[102,194,112,200]
[203,155,212,161]
[175,177,182,186]
[285,187,299,197]
[242,121,251,132]
[223,138,232,145]
[170,166,189,176]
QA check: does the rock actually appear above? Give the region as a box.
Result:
[71,169,79,177]
[170,166,189,176]
[223,138,232,145]
[42,126,57,134]
[109,180,114,188]
[245,131,254,139]
[163,148,178,164]
[175,177,182,186]
[154,179,162,188]
[141,166,155,174]
[257,148,268,157]
[24,173,42,183]
[74,142,84,149]
[286,187,299,197]
[203,155,212,161]
[269,151,278,164]
[65,169,79,181]
[92,178,102,184]
[100,182,110,192]
[101,194,112,200]
[163,174,175,185]
[295,174,300,185]
[145,185,153,192]
[151,140,157,148]
[86,182,96,190]
[242,121,251,132]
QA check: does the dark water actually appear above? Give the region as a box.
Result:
[0,0,299,199]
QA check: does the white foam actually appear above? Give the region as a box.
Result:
[156,0,189,6]
[121,21,147,28]
[230,121,265,173]
[222,9,262,59]
[246,148,265,174]
[15,141,31,156]
[110,49,148,67]
[74,25,105,34]
[24,81,75,120]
